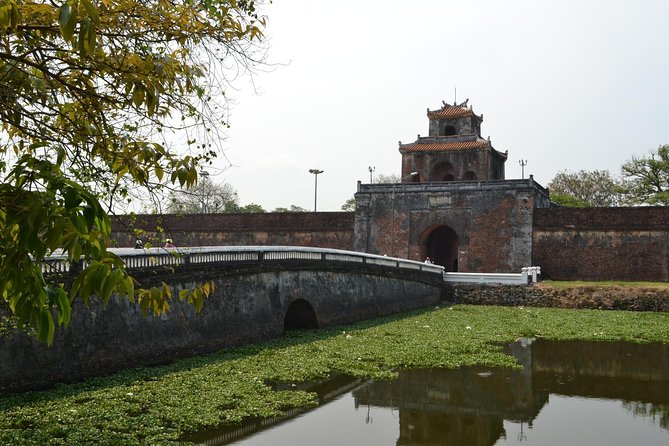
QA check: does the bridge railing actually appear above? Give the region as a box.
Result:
[41,246,445,276]
[443,266,541,285]
[40,247,541,285]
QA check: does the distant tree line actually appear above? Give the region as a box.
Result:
[167,171,408,214]
[549,144,669,207]
[164,176,309,214]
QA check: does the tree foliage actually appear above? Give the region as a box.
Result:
[340,197,355,211]
[273,205,308,212]
[549,193,590,208]
[622,144,669,206]
[0,0,266,343]
[166,176,238,213]
[548,169,624,207]
[233,202,265,213]
[375,173,400,183]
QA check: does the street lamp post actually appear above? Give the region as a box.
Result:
[199,170,210,213]
[519,160,527,179]
[368,166,375,183]
[390,171,418,257]
[309,169,324,211]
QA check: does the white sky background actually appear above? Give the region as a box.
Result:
[211,0,669,212]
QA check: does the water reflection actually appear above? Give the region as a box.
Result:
[353,339,669,446]
[194,339,669,445]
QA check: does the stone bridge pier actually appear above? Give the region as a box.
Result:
[0,247,447,392]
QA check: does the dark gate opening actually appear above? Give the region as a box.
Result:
[426,226,459,272]
[284,299,319,330]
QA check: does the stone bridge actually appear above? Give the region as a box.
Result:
[1,246,447,392]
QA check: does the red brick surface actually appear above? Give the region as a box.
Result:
[111,212,355,250]
[533,207,669,281]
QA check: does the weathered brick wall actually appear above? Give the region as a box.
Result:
[354,180,550,273]
[111,212,355,250]
[110,204,669,281]
[533,207,669,281]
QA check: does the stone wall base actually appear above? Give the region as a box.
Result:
[451,284,669,312]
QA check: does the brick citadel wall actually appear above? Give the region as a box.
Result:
[111,206,669,281]
[533,207,669,281]
[111,212,355,250]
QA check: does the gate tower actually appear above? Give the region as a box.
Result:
[353,100,550,272]
[399,99,507,183]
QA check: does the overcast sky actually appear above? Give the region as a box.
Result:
[211,0,669,212]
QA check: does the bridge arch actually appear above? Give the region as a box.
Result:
[284,298,319,330]
[421,225,459,271]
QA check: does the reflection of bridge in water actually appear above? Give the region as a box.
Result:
[352,339,669,446]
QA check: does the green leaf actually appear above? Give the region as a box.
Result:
[52,286,72,327]
[146,89,156,117]
[59,3,76,42]
[132,84,145,108]
[0,7,9,30]
[81,0,100,26]
[99,268,117,304]
[45,218,66,250]
[9,1,20,29]
[78,18,91,56]
[86,18,97,53]
[119,275,135,300]
[36,307,55,346]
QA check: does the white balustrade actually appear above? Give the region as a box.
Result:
[41,246,444,277]
[40,246,540,285]
[445,266,541,285]
[324,253,364,263]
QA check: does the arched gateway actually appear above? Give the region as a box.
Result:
[424,226,459,271]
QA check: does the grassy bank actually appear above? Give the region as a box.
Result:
[542,280,669,289]
[2,305,669,445]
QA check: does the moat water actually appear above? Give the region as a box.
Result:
[190,339,669,445]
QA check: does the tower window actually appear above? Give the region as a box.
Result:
[432,161,454,182]
[464,171,477,181]
[443,125,457,136]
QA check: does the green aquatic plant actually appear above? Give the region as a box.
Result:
[1,305,669,445]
